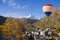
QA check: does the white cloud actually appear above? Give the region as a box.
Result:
[2,0,6,3]
[2,0,15,6]
[13,5,29,9]
[2,0,28,9]
[9,0,14,3]
[2,0,11,3]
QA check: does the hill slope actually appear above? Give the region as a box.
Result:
[33,8,60,32]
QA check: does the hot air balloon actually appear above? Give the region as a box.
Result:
[42,4,53,16]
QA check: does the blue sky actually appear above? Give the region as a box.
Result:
[0,0,60,19]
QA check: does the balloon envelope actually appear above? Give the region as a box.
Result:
[42,4,54,16]
[43,4,53,12]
